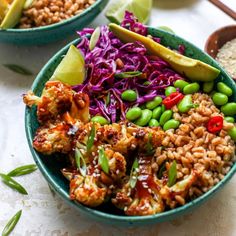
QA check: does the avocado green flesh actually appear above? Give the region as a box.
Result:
[109,23,220,82]
[0,0,26,29]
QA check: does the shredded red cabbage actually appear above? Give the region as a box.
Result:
[74,12,184,122]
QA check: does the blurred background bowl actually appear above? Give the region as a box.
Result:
[0,0,108,45]
[204,24,236,58]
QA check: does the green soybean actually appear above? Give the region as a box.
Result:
[203,81,214,93]
[221,103,236,116]
[148,119,159,127]
[146,96,162,110]
[161,104,166,113]
[174,80,189,90]
[163,119,180,131]
[177,95,195,113]
[212,92,228,106]
[135,109,152,126]
[183,82,200,94]
[126,107,142,121]
[152,106,162,120]
[91,116,109,125]
[217,82,233,96]
[228,127,236,142]
[225,117,235,123]
[159,110,173,126]
[165,86,176,96]
[121,90,137,102]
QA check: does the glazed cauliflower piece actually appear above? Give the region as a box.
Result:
[112,155,164,216]
[33,120,72,155]
[23,81,73,123]
[69,174,107,207]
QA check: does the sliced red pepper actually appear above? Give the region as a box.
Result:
[207,116,223,133]
[162,92,184,109]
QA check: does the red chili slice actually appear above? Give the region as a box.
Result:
[207,116,223,133]
[162,92,184,109]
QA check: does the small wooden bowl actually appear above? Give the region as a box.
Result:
[205,25,236,59]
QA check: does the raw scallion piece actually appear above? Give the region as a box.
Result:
[129,158,139,188]
[7,164,37,177]
[2,210,22,236]
[0,173,28,195]
[87,122,96,152]
[98,147,109,174]
[157,161,166,179]
[146,133,154,155]
[75,149,86,177]
[167,160,177,187]
[114,71,142,78]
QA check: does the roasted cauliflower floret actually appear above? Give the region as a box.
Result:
[23,81,73,123]
[69,174,107,207]
[33,121,72,155]
[112,156,164,216]
[103,148,126,180]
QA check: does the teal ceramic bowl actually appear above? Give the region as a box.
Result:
[25,27,236,226]
[0,0,108,45]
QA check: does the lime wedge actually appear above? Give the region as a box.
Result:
[50,45,85,86]
[157,26,175,34]
[0,0,9,22]
[0,0,25,29]
[105,0,152,24]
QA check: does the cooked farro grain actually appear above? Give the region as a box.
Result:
[19,0,96,28]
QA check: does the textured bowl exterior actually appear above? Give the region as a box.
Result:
[0,0,108,45]
[25,27,236,226]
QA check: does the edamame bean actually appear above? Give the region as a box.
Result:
[225,117,235,123]
[203,81,214,93]
[159,110,173,126]
[126,107,142,121]
[148,119,159,127]
[174,80,189,90]
[152,106,162,120]
[135,109,152,126]
[217,82,233,97]
[163,119,180,131]
[228,127,236,142]
[221,103,236,116]
[177,95,194,113]
[161,104,166,113]
[121,90,137,102]
[212,92,228,106]
[146,96,162,110]
[183,82,200,94]
[91,116,109,125]
[165,86,176,96]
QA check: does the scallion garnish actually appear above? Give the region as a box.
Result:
[87,122,96,152]
[98,147,109,174]
[115,71,142,78]
[75,148,87,177]
[167,160,177,187]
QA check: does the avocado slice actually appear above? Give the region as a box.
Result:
[0,0,9,22]
[109,23,220,82]
[0,0,26,29]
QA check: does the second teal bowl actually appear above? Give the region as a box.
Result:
[25,27,236,226]
[0,0,108,45]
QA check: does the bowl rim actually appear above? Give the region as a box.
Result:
[25,27,236,224]
[0,0,107,33]
[204,24,236,58]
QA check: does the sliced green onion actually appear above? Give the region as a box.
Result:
[75,149,86,177]
[2,210,22,236]
[105,92,110,105]
[129,158,139,188]
[7,164,37,177]
[115,71,142,78]
[87,122,96,152]
[157,162,166,179]
[89,27,101,51]
[0,173,28,195]
[146,133,154,155]
[167,160,177,187]
[98,147,109,174]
